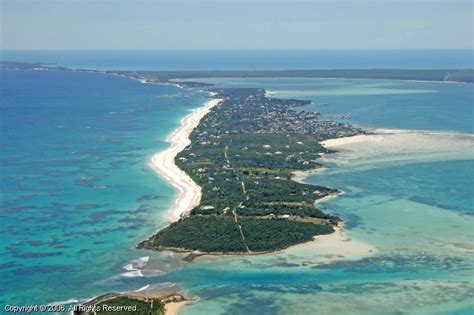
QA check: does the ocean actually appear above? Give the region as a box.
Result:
[2,49,473,70]
[0,69,209,305]
[1,51,473,314]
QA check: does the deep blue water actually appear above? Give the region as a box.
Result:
[1,49,473,70]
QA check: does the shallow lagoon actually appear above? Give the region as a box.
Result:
[172,159,473,315]
[173,78,474,314]
[191,77,474,133]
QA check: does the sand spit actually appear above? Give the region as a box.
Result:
[321,128,474,168]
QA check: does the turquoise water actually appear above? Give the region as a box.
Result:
[190,77,474,133]
[0,69,208,305]
[168,78,474,314]
[1,69,473,314]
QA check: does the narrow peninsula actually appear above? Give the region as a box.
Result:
[139,88,364,254]
[0,61,419,255]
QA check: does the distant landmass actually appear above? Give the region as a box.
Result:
[131,69,474,84]
[1,61,473,84]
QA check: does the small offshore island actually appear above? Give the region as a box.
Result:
[76,291,187,315]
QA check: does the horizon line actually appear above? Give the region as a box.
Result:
[2,48,473,52]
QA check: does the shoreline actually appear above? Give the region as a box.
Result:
[3,65,474,85]
[286,222,377,262]
[172,221,377,265]
[165,300,189,315]
[143,90,375,262]
[139,88,472,306]
[291,168,327,184]
[149,97,223,223]
[320,128,474,169]
[245,126,473,264]
[84,291,189,315]
[4,65,472,314]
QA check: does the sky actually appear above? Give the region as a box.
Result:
[1,0,473,50]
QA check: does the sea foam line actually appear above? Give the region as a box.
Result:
[120,256,150,278]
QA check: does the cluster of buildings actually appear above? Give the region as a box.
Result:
[196,89,364,142]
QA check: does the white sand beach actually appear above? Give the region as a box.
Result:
[321,128,474,168]
[150,98,222,223]
[283,128,474,263]
[291,168,326,184]
[284,128,474,264]
[305,224,376,261]
[240,222,378,266]
[165,301,189,315]
[149,96,375,264]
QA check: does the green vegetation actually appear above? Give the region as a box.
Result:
[86,295,164,315]
[140,69,474,83]
[149,216,247,252]
[144,216,334,253]
[240,218,334,252]
[2,62,473,83]
[138,88,352,254]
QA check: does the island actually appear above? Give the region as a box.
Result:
[75,292,187,315]
[138,87,364,255]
